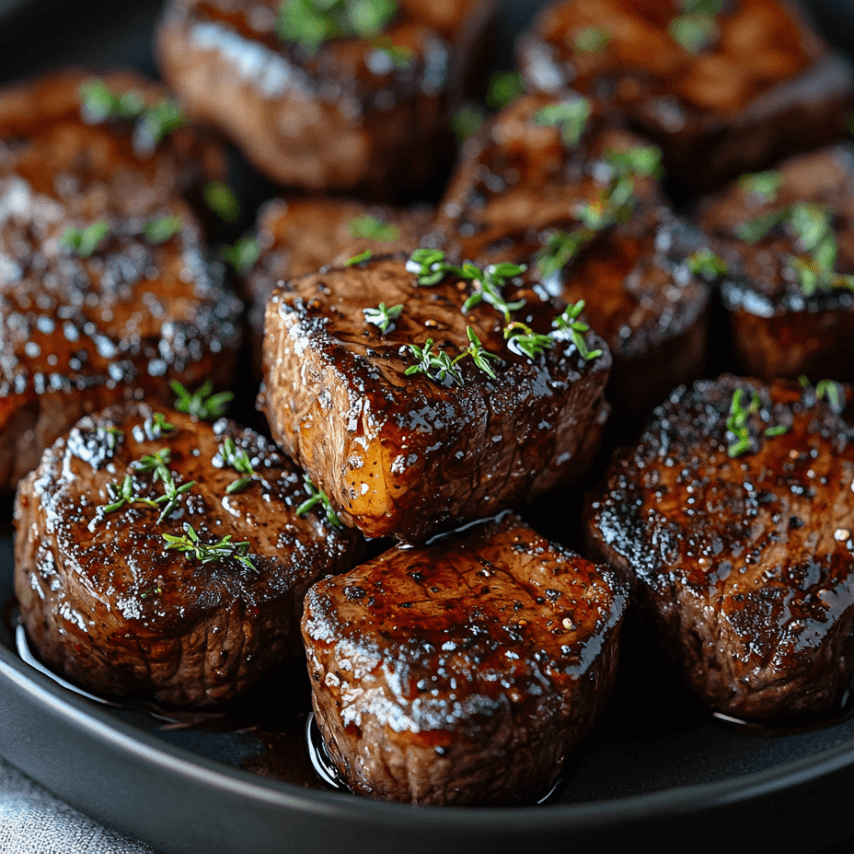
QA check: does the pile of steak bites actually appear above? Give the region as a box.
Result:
[7,0,854,806]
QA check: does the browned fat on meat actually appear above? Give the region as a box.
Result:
[0,69,241,493]
[696,144,854,382]
[436,94,711,413]
[14,402,362,707]
[244,197,432,373]
[302,513,628,805]
[259,252,612,543]
[586,375,854,719]
[156,0,496,195]
[518,0,853,191]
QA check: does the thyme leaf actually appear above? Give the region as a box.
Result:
[296,476,342,528]
[221,236,260,273]
[504,322,554,361]
[738,170,782,203]
[348,215,400,242]
[533,97,592,146]
[143,215,183,244]
[96,425,124,450]
[203,182,240,222]
[61,221,110,258]
[163,522,255,571]
[277,0,397,53]
[345,248,373,266]
[726,388,761,457]
[687,248,729,279]
[171,380,234,420]
[552,300,603,361]
[364,301,403,334]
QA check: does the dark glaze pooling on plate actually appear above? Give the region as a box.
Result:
[696,144,854,381]
[244,197,433,374]
[156,0,496,195]
[518,0,853,190]
[0,69,242,493]
[259,252,612,542]
[436,94,711,412]
[302,513,628,804]
[586,374,854,719]
[13,402,362,707]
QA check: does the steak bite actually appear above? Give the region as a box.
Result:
[14,402,362,707]
[0,70,241,493]
[244,197,431,372]
[518,0,853,191]
[586,374,854,719]
[259,251,612,543]
[156,0,495,195]
[696,145,854,382]
[436,94,712,412]
[302,513,628,805]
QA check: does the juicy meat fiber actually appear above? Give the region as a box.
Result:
[586,375,854,719]
[302,513,628,804]
[15,402,362,707]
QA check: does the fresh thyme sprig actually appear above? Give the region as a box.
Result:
[536,229,589,281]
[800,375,846,414]
[726,388,761,457]
[460,262,527,322]
[219,437,256,494]
[100,475,159,515]
[204,181,240,222]
[345,248,373,266]
[405,327,502,385]
[143,215,183,244]
[533,97,592,146]
[171,380,234,420]
[129,448,195,522]
[141,412,175,441]
[406,248,461,286]
[364,302,403,334]
[503,322,554,361]
[61,221,110,258]
[277,0,397,53]
[163,522,255,571]
[552,300,603,361]
[296,476,342,528]
[348,215,400,242]
[221,235,260,273]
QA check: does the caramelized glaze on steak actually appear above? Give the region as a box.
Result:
[259,252,612,542]
[302,512,628,804]
[245,197,432,372]
[0,70,242,492]
[436,94,711,412]
[156,0,495,195]
[586,375,854,719]
[14,402,362,707]
[696,144,854,382]
[518,0,853,190]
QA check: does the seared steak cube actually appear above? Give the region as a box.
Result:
[245,197,431,372]
[302,513,628,804]
[586,374,854,719]
[518,0,853,191]
[696,145,854,381]
[259,251,611,542]
[14,402,362,707]
[156,0,495,195]
[0,70,241,492]
[436,94,711,412]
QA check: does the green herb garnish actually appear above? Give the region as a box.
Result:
[817,378,845,413]
[171,380,234,420]
[100,476,159,515]
[96,425,124,450]
[460,262,527,322]
[486,71,523,110]
[552,300,603,361]
[277,0,397,53]
[406,248,459,286]
[221,236,260,273]
[404,327,501,385]
[363,301,403,334]
[451,104,485,144]
[573,26,611,52]
[163,522,255,571]
[296,476,342,528]
[61,221,110,258]
[687,248,729,279]
[669,0,724,53]
[204,181,240,222]
[536,230,588,281]
[220,437,256,494]
[128,448,196,523]
[348,215,400,242]
[533,98,592,147]
[503,322,554,361]
[134,99,187,151]
[726,388,761,457]
[738,170,782,203]
[79,79,145,122]
[345,248,373,266]
[142,412,176,440]
[143,215,183,244]
[763,424,789,438]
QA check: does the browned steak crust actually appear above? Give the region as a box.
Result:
[518,0,853,190]
[0,69,242,492]
[586,374,854,719]
[14,402,362,707]
[696,145,854,382]
[259,251,612,542]
[302,513,628,804]
[156,0,495,195]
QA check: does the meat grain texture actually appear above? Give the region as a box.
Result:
[302,513,628,804]
[696,144,854,382]
[518,0,853,190]
[15,402,361,707]
[0,69,242,493]
[259,252,612,542]
[587,375,854,719]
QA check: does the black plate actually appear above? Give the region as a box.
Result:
[3,1,854,852]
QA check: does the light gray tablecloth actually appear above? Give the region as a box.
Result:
[0,757,159,854]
